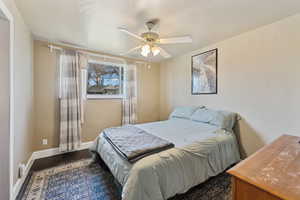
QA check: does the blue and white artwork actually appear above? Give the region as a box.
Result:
[192,49,217,94]
[87,62,123,95]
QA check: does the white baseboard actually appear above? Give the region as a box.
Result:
[12,141,94,199]
[12,153,34,200]
[32,141,94,160]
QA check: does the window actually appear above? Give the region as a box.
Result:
[86,60,124,99]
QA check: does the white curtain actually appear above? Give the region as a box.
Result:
[122,63,138,125]
[77,53,89,124]
[59,50,82,152]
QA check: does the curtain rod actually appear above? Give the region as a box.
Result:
[47,44,149,64]
[48,45,63,52]
[77,50,125,62]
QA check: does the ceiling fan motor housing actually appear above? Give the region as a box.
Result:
[141,32,159,43]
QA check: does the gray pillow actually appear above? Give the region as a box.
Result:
[169,106,203,119]
[191,108,237,130]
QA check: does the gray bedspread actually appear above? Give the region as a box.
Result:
[103,125,174,162]
[91,118,241,200]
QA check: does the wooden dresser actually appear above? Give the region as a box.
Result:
[227,135,300,200]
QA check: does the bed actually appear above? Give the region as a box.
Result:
[90,107,241,200]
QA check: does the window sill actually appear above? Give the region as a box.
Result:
[86,95,124,99]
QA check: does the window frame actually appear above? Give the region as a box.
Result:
[85,59,125,99]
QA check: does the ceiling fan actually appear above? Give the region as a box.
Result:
[119,19,192,58]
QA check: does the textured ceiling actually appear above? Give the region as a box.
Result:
[16,0,300,62]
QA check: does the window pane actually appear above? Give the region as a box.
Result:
[87,62,123,95]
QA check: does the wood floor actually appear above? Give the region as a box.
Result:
[16,150,93,200]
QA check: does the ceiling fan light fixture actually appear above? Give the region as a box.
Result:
[151,46,160,56]
[141,44,150,57]
[142,44,150,52]
[141,50,149,57]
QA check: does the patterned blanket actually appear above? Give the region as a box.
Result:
[103,125,174,162]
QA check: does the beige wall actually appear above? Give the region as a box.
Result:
[2,0,34,185]
[0,17,10,200]
[33,40,160,150]
[160,14,300,157]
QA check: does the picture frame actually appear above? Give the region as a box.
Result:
[191,48,218,95]
[86,60,124,99]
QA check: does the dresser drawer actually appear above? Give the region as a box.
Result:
[228,135,300,200]
[232,177,282,200]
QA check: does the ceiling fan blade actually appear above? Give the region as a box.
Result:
[159,36,192,44]
[157,46,171,58]
[118,27,145,41]
[120,45,142,55]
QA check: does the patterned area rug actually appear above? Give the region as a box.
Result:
[22,159,231,200]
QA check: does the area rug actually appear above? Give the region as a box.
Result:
[22,158,231,200]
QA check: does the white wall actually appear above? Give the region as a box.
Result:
[0,16,10,200]
[160,14,300,156]
[1,0,34,186]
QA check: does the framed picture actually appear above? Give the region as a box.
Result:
[86,60,124,99]
[191,48,218,94]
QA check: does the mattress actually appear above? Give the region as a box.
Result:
[90,118,241,200]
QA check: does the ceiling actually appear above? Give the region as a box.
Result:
[16,0,300,62]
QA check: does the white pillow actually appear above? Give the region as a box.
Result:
[169,106,203,119]
[190,108,215,123]
[191,108,237,130]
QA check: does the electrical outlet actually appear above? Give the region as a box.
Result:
[18,163,26,178]
[42,138,48,145]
